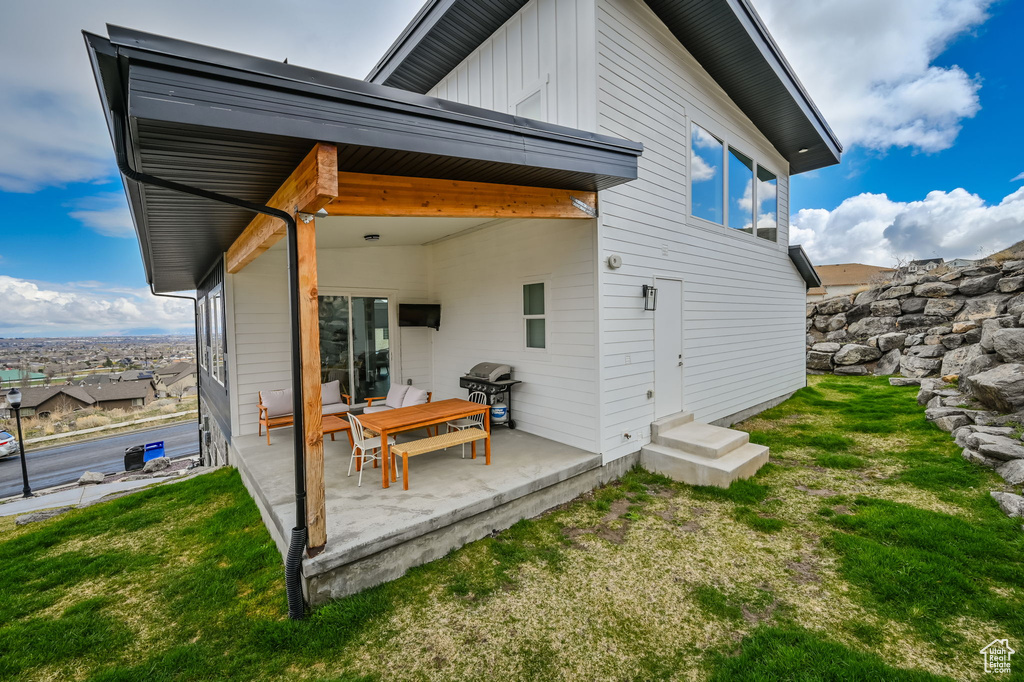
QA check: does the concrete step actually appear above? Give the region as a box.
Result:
[652,421,748,459]
[641,442,769,488]
[651,411,694,440]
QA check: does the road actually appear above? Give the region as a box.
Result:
[0,422,200,498]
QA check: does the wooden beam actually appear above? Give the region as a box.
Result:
[225,143,337,274]
[323,172,598,219]
[298,218,327,555]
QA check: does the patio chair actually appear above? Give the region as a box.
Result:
[349,384,438,436]
[445,391,488,458]
[347,414,396,487]
[258,380,350,444]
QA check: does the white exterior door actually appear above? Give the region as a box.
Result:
[654,278,684,419]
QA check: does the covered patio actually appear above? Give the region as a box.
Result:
[233,426,604,604]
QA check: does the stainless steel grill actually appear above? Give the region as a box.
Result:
[459,362,521,428]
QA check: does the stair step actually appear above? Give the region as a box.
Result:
[653,421,748,458]
[641,442,769,488]
[651,411,694,440]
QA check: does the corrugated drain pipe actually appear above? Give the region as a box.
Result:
[111,115,309,620]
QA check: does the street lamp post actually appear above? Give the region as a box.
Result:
[6,388,33,498]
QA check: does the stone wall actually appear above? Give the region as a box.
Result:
[806,260,1024,393]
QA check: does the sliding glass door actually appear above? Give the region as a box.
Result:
[318,295,391,404]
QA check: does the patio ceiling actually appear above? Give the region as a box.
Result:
[84,26,642,294]
[268,216,501,251]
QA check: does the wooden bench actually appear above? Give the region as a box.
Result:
[389,428,490,490]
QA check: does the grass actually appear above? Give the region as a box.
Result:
[0,375,1019,680]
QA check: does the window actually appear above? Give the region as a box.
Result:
[690,123,723,224]
[756,166,778,242]
[523,282,546,349]
[690,121,780,243]
[728,147,754,233]
[208,285,225,385]
[197,298,209,371]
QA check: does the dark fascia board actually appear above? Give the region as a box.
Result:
[789,245,822,290]
[368,0,841,174]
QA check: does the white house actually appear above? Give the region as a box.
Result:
[86,0,838,608]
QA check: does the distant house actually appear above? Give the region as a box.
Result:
[905,257,943,273]
[81,374,116,386]
[84,381,156,411]
[155,363,197,398]
[118,370,155,382]
[10,386,96,418]
[807,263,895,302]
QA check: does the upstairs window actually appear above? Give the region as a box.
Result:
[523,282,546,349]
[690,124,723,224]
[728,147,754,233]
[756,166,778,242]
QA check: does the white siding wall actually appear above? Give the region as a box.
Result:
[595,0,805,461]
[426,0,598,131]
[429,219,600,452]
[228,244,432,437]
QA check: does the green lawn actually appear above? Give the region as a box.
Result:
[0,375,1021,681]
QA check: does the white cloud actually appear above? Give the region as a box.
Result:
[690,153,716,182]
[792,187,1024,266]
[68,193,134,238]
[0,0,425,192]
[0,276,194,336]
[753,0,989,152]
[1012,172,1024,183]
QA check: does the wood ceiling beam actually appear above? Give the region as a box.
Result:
[225,143,338,274]
[323,172,598,219]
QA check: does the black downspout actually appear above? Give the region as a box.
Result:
[149,288,203,466]
[111,115,309,620]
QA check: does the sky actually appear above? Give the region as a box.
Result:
[0,0,1021,337]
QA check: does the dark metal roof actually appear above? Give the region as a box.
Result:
[84,26,642,293]
[788,245,822,290]
[367,0,841,174]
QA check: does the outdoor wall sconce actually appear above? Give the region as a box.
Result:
[642,284,657,311]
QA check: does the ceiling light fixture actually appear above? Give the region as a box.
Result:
[797,148,809,154]
[364,234,380,242]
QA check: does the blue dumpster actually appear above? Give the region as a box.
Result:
[144,441,165,461]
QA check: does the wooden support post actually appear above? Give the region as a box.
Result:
[298,217,327,555]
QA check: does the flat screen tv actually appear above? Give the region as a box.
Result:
[398,304,441,330]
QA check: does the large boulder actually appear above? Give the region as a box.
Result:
[924,298,965,318]
[834,344,882,365]
[878,285,914,300]
[78,471,105,485]
[870,299,902,317]
[854,289,882,305]
[811,342,842,353]
[806,302,817,318]
[958,273,1002,296]
[991,328,1024,363]
[991,491,1024,518]
[143,456,171,473]
[807,351,834,371]
[980,316,1016,351]
[972,434,1024,461]
[934,414,971,432]
[997,460,1024,485]
[848,316,898,338]
[941,334,965,350]
[998,276,1024,293]
[816,297,852,315]
[913,281,958,298]
[906,344,946,358]
[963,264,1001,277]
[959,354,1003,397]
[901,355,942,378]
[941,343,987,377]
[835,365,871,376]
[969,363,1024,412]
[845,303,872,324]
[874,348,902,376]
[1007,293,1024,317]
[898,315,946,331]
[952,321,978,334]
[900,297,928,314]
[954,293,1010,321]
[877,332,907,352]
[1003,260,1024,273]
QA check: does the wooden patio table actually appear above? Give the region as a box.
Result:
[356,398,491,488]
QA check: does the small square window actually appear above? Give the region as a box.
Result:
[526,319,546,349]
[523,283,545,316]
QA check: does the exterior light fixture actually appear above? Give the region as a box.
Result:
[797,148,809,154]
[5,387,32,498]
[642,284,658,311]
[364,234,380,242]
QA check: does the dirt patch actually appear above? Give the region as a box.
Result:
[656,504,677,522]
[690,507,707,516]
[794,485,837,497]
[832,505,855,515]
[785,556,821,584]
[678,520,701,533]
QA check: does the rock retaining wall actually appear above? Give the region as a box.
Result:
[806,261,1024,403]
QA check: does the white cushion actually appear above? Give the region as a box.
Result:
[384,384,410,409]
[322,401,349,416]
[363,405,393,414]
[402,386,429,407]
[261,389,292,418]
[321,380,343,406]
